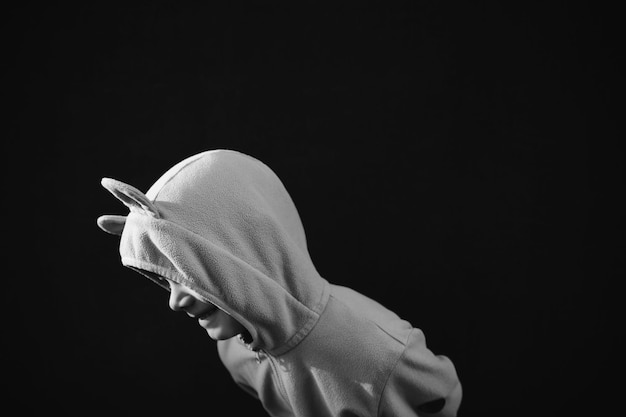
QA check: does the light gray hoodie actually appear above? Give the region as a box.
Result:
[98,149,462,417]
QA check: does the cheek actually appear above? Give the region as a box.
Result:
[219,312,245,334]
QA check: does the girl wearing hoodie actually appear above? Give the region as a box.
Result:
[97,149,462,417]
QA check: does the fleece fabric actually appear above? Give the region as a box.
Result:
[97,149,462,417]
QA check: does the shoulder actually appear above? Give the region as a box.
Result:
[291,288,412,373]
[328,284,414,345]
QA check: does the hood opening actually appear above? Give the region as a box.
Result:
[128,267,171,291]
[127,265,260,347]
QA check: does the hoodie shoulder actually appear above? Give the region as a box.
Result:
[329,284,413,344]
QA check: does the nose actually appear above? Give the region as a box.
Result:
[168,282,195,312]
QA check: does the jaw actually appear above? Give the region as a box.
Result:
[198,309,246,340]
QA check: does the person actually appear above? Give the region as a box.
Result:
[97,149,462,417]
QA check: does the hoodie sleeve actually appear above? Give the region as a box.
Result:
[378,329,462,417]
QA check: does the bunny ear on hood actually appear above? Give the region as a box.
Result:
[96,178,161,235]
[97,215,127,235]
[101,178,161,218]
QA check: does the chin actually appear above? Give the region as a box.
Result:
[200,310,246,341]
[205,327,239,341]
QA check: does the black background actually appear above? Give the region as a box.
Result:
[4,2,622,416]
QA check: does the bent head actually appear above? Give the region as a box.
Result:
[98,150,324,352]
[165,278,247,341]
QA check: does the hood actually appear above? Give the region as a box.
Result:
[97,150,330,355]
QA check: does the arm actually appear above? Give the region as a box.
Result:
[378,329,462,417]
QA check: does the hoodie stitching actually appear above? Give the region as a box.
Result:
[375,328,414,417]
[148,151,210,200]
[325,293,410,417]
[265,354,291,407]
[149,150,254,201]
[373,322,408,346]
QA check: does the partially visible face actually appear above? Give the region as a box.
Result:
[164,278,246,341]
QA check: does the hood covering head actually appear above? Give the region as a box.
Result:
[97,150,330,355]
